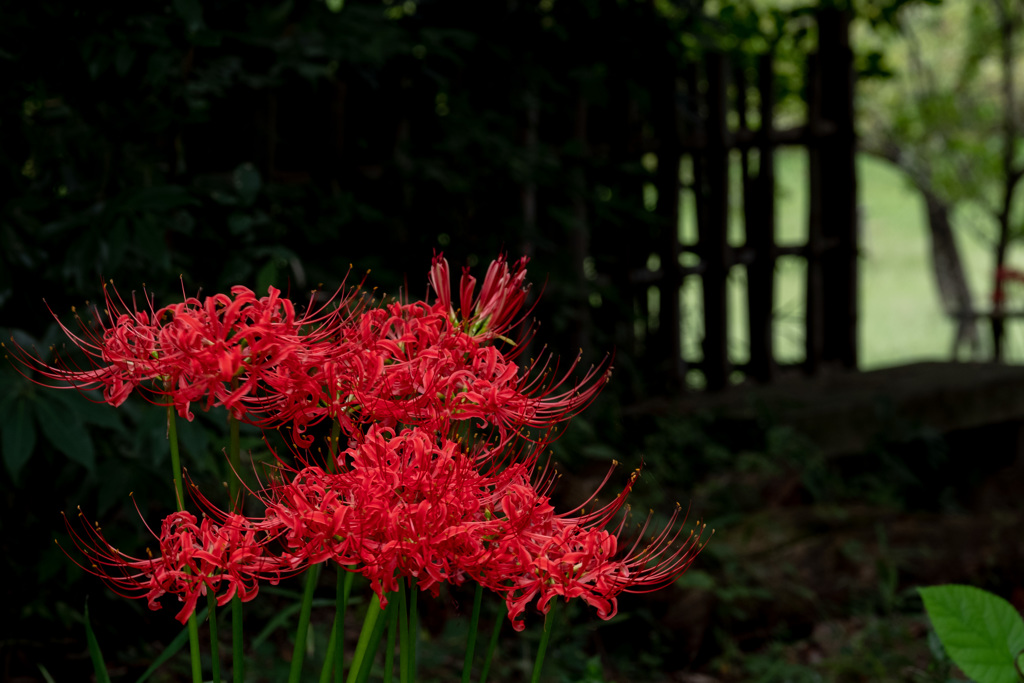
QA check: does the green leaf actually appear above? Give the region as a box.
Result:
[84,599,112,683]
[118,185,198,212]
[919,584,1024,683]
[252,598,334,650]
[36,664,56,683]
[34,399,96,473]
[228,212,254,236]
[256,260,279,295]
[233,163,262,206]
[174,0,206,34]
[135,606,209,683]
[115,42,136,75]
[1,398,36,482]
[50,390,125,432]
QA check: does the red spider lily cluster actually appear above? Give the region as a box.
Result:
[23,254,705,630]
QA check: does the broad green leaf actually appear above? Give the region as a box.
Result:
[50,390,125,432]
[256,260,279,295]
[919,584,1024,683]
[34,398,96,473]
[174,416,210,466]
[1,398,36,482]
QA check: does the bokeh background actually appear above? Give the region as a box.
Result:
[2,0,1023,681]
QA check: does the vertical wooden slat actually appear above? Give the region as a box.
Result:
[817,9,858,369]
[746,54,777,383]
[517,90,540,369]
[653,66,685,391]
[700,53,730,391]
[520,91,539,261]
[687,66,707,383]
[569,94,592,360]
[804,52,825,374]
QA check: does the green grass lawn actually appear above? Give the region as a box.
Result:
[677,148,1022,374]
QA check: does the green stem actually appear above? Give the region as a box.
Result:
[398,581,410,683]
[227,414,245,683]
[461,583,484,683]
[408,578,418,682]
[167,404,203,683]
[318,422,346,681]
[529,602,557,683]
[319,618,338,683]
[347,596,385,683]
[228,415,242,510]
[232,594,243,683]
[167,404,185,510]
[478,610,502,683]
[320,569,355,683]
[187,612,203,683]
[288,564,322,683]
[337,571,354,683]
[207,593,222,683]
[329,419,342,469]
[356,602,389,683]
[384,598,398,682]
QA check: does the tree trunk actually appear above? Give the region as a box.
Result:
[922,188,980,358]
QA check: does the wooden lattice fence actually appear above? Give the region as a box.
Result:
[613,9,858,392]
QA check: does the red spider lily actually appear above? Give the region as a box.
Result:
[5,284,165,407]
[339,298,608,444]
[500,506,709,630]
[428,253,531,341]
[143,284,364,422]
[256,426,538,602]
[249,422,703,628]
[462,461,706,631]
[8,281,360,424]
[47,250,706,636]
[260,285,608,451]
[61,507,289,624]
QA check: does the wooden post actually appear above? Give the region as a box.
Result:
[653,65,685,391]
[817,9,858,369]
[569,93,592,361]
[699,53,731,391]
[804,52,825,374]
[746,54,777,383]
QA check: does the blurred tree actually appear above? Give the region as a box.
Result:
[858,0,1024,359]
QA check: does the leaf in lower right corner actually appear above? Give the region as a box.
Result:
[919,584,1024,683]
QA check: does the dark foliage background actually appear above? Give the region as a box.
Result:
[0,2,712,679]
[2,1,1019,682]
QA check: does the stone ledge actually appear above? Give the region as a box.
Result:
[628,362,1024,457]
